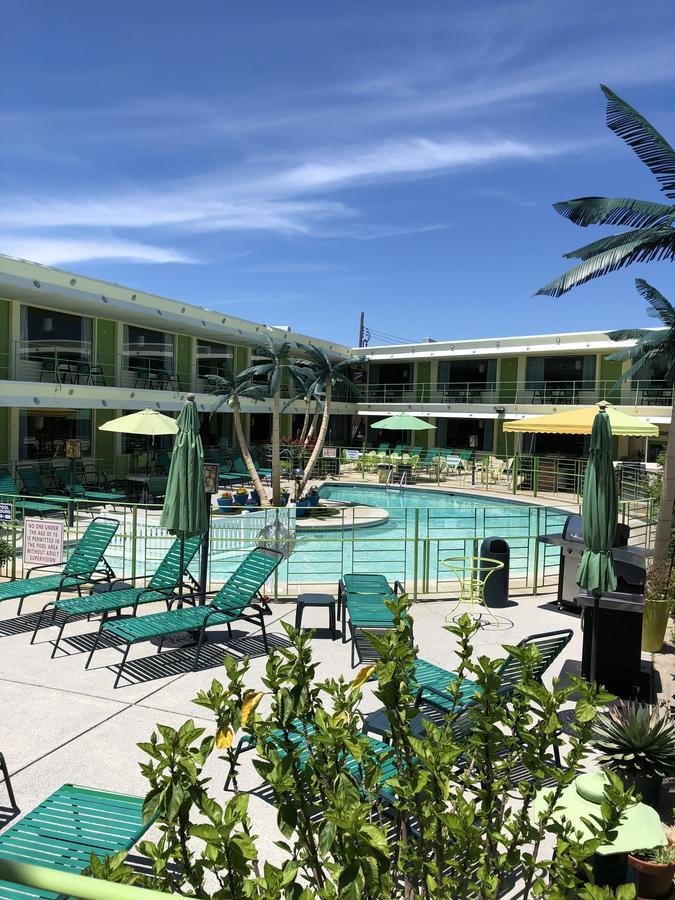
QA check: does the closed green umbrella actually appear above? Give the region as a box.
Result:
[576,404,618,683]
[160,395,208,599]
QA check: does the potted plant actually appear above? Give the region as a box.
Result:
[0,539,13,573]
[234,487,249,507]
[642,565,673,653]
[628,844,675,899]
[217,490,234,511]
[594,701,675,807]
[248,489,260,507]
[279,489,290,507]
[307,487,320,508]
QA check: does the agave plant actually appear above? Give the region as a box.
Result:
[594,701,675,784]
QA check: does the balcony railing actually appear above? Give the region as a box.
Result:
[360,380,674,407]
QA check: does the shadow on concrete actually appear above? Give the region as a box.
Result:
[103,630,293,689]
[0,608,69,638]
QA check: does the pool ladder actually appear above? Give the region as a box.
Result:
[385,468,408,490]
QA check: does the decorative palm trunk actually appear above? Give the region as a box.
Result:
[231,399,271,509]
[652,411,675,570]
[298,382,332,496]
[271,388,281,506]
[304,407,320,446]
[299,401,311,443]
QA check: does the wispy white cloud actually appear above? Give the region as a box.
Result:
[0,236,197,266]
[0,134,572,241]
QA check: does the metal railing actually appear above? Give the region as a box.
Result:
[360,379,674,406]
[0,473,656,597]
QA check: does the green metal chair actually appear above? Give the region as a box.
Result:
[31,534,203,657]
[0,468,66,518]
[52,467,126,504]
[233,455,271,480]
[0,517,119,614]
[411,629,573,714]
[15,466,65,504]
[337,574,408,667]
[88,547,283,688]
[0,783,150,899]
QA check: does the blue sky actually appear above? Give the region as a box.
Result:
[2,1,674,346]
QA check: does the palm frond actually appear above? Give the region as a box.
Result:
[535,230,675,297]
[634,278,675,326]
[606,328,650,342]
[563,226,668,261]
[601,85,675,200]
[553,196,674,229]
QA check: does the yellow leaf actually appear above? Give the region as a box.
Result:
[333,711,348,726]
[241,691,264,727]
[216,727,234,749]
[350,665,376,691]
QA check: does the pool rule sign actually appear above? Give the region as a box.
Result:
[24,518,65,566]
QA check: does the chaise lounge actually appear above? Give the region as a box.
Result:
[0,517,119,614]
[30,533,203,657]
[87,547,283,687]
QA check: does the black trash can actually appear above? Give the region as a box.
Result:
[480,537,510,607]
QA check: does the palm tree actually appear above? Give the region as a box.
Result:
[209,368,271,509]
[536,85,675,299]
[239,334,307,506]
[607,279,675,569]
[294,344,364,497]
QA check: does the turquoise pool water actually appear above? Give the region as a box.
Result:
[207,483,568,589]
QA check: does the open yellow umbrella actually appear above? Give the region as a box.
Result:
[98,408,178,436]
[502,402,658,437]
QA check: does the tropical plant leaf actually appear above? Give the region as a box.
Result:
[601,85,675,199]
[606,328,650,342]
[536,230,675,297]
[562,226,670,261]
[634,278,675,326]
[553,196,674,229]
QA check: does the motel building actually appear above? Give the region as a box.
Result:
[0,253,670,476]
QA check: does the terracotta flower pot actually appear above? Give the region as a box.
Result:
[628,854,675,899]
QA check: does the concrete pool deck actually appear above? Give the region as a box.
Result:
[0,574,671,869]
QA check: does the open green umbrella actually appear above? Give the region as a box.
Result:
[369,413,436,431]
[577,403,618,683]
[160,395,208,599]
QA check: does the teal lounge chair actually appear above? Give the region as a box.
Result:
[234,454,271,479]
[412,629,573,714]
[31,533,203,657]
[53,467,126,504]
[0,517,119,614]
[0,468,65,518]
[0,783,150,899]
[16,466,66,504]
[88,547,283,687]
[337,573,407,667]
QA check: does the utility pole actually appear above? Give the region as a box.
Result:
[358,311,365,347]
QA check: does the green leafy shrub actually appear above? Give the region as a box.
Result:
[0,539,13,570]
[93,598,636,899]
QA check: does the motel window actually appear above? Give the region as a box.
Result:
[197,340,234,382]
[20,306,92,363]
[122,326,174,375]
[18,409,92,460]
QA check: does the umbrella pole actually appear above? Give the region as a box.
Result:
[178,535,185,608]
[199,489,213,606]
[590,591,600,685]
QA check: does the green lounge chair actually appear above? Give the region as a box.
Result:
[53,468,126,504]
[16,466,66,505]
[234,454,271,479]
[0,468,65,519]
[0,517,119,615]
[225,720,398,797]
[412,629,573,714]
[337,574,407,667]
[88,547,283,688]
[31,533,203,658]
[0,783,150,899]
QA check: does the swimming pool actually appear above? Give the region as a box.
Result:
[205,483,568,590]
[99,484,568,592]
